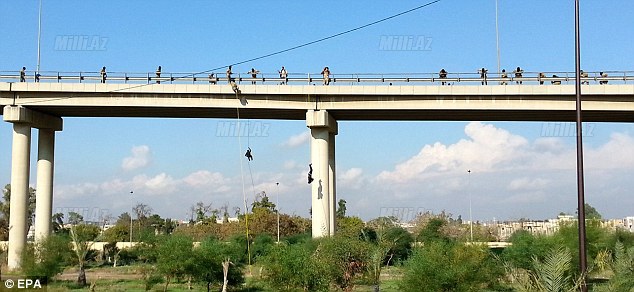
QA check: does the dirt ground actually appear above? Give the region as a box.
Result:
[56,266,142,281]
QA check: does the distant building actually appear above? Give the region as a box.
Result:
[625,217,634,232]
[216,217,239,224]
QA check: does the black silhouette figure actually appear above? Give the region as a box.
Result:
[245,147,253,161]
[307,163,314,184]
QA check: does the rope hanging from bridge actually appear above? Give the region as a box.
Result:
[235,99,255,267]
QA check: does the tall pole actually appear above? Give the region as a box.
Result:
[276,182,280,244]
[129,191,134,243]
[574,0,588,290]
[36,0,42,74]
[468,169,473,242]
[495,0,501,74]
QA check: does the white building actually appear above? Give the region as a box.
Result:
[625,217,634,232]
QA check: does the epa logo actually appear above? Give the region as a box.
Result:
[4,278,45,289]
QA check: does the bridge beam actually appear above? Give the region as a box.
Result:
[306,110,338,237]
[3,105,62,270]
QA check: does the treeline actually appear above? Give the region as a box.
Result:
[13,211,634,291]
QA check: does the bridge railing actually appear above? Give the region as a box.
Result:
[1,70,632,86]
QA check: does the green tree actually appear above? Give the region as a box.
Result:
[68,211,84,225]
[400,242,503,292]
[581,203,602,220]
[20,234,72,281]
[155,234,194,292]
[101,223,130,242]
[502,230,556,270]
[593,241,634,291]
[51,213,64,233]
[262,242,331,291]
[318,236,372,291]
[336,199,347,218]
[417,217,451,244]
[383,226,414,265]
[251,191,276,213]
[189,237,245,292]
[69,224,100,287]
[504,247,584,292]
[336,216,364,238]
[1,184,37,240]
[252,234,275,262]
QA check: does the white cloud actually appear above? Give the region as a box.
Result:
[586,133,634,169]
[281,132,310,148]
[121,145,152,171]
[377,122,529,183]
[507,177,551,191]
[183,170,229,189]
[283,160,298,170]
[51,123,634,222]
[339,168,364,189]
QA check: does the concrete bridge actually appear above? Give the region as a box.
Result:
[1,71,633,269]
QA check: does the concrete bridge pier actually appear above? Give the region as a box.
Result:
[3,105,62,270]
[306,110,338,237]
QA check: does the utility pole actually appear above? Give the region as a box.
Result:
[468,170,473,242]
[276,182,280,244]
[574,0,588,291]
[37,0,43,74]
[495,0,501,75]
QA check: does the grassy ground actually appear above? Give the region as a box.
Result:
[41,265,404,291]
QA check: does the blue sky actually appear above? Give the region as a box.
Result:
[1,1,633,223]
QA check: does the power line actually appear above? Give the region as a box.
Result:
[110,0,442,93]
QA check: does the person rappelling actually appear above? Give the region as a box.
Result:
[245,147,253,161]
[307,163,314,184]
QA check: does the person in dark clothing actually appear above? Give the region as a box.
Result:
[226,66,233,83]
[155,66,161,84]
[307,163,314,184]
[245,147,253,161]
[439,68,448,85]
[479,67,488,85]
[514,66,524,84]
[539,72,546,85]
[248,68,260,85]
[20,67,26,82]
[100,66,107,83]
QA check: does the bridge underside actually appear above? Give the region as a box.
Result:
[8,105,632,123]
[1,83,633,123]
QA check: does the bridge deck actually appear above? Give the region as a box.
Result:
[1,82,633,122]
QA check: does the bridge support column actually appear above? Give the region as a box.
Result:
[7,123,32,270]
[34,129,56,242]
[306,110,338,238]
[3,105,62,270]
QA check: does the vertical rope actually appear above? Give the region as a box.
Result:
[235,107,252,267]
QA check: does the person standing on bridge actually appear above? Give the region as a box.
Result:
[500,69,508,85]
[439,68,448,85]
[479,67,488,85]
[580,70,589,85]
[599,72,608,84]
[279,66,288,85]
[248,68,260,85]
[100,66,107,83]
[321,66,331,85]
[538,72,546,85]
[20,67,26,82]
[226,66,233,83]
[155,66,161,84]
[514,66,524,84]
